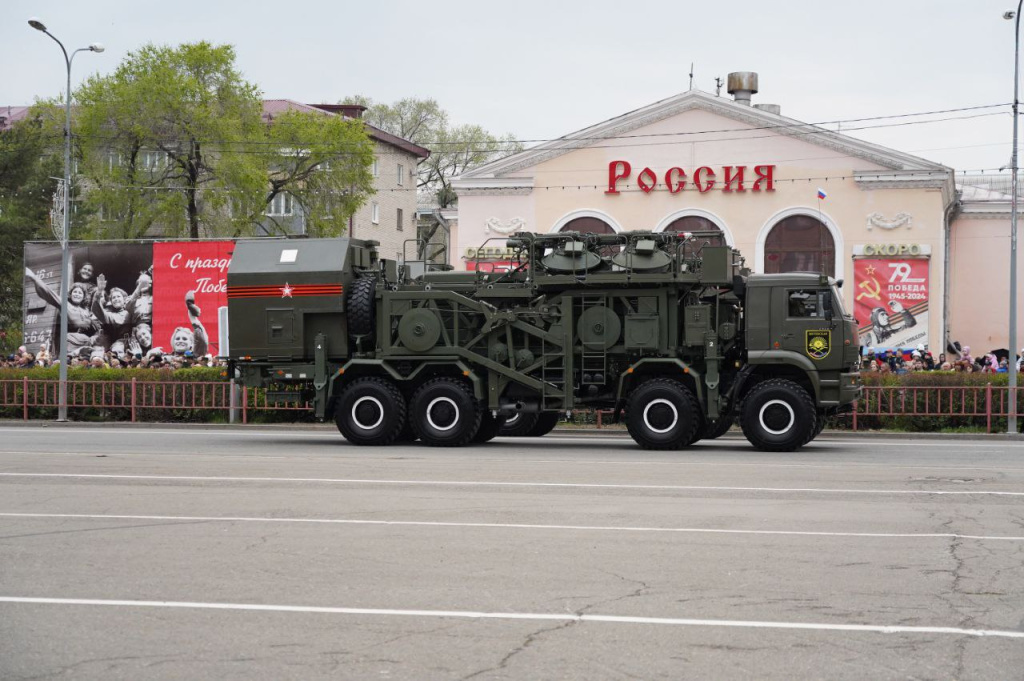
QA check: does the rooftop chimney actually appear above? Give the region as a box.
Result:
[727,72,758,106]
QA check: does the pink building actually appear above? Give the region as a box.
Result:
[452,73,1024,355]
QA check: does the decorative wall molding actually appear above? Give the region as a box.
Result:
[456,187,532,197]
[866,212,912,230]
[484,216,527,235]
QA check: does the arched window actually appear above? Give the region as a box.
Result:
[559,216,615,235]
[764,215,835,277]
[664,216,725,246]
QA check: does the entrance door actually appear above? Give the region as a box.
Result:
[772,287,842,372]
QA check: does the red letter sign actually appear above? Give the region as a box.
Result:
[723,166,746,192]
[665,167,687,193]
[752,164,776,191]
[637,167,657,194]
[694,166,716,193]
[606,160,631,195]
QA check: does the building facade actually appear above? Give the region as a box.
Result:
[452,74,1024,354]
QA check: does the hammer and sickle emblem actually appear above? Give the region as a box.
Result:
[856,277,881,302]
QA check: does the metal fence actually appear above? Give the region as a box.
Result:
[0,378,308,423]
[0,380,1019,432]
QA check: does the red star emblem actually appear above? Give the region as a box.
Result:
[865,265,876,276]
[281,283,293,298]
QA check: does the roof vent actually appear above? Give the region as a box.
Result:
[727,72,758,106]
[754,103,781,116]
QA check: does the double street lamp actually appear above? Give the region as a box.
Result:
[28,18,103,421]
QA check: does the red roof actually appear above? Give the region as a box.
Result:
[0,106,31,132]
[262,99,429,159]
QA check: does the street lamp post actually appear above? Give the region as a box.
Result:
[1007,4,1023,434]
[28,18,103,422]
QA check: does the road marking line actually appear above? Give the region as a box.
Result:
[0,596,1021,639]
[2,512,1021,542]
[1,472,1022,496]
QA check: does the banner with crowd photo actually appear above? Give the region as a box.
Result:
[853,257,929,351]
[23,240,232,361]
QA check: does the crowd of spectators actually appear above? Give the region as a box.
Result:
[863,344,1024,374]
[2,343,225,370]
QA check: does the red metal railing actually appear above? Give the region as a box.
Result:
[0,379,311,423]
[0,381,1020,431]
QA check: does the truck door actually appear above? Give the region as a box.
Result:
[772,287,842,372]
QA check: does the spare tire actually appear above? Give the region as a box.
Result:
[347,277,377,339]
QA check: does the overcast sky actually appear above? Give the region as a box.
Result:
[3,0,1020,173]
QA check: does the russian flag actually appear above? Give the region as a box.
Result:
[817,188,828,200]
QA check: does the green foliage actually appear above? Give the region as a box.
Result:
[75,42,267,239]
[343,96,522,208]
[0,113,61,347]
[262,110,375,237]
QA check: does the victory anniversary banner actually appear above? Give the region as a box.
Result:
[853,257,929,350]
[23,240,233,361]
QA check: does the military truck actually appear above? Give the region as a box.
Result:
[227,231,861,451]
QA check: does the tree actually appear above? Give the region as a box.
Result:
[343,96,522,209]
[0,114,61,354]
[75,42,266,240]
[259,109,375,238]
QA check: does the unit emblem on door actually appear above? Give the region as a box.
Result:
[805,330,831,360]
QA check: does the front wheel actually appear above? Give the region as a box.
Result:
[410,378,481,447]
[625,378,699,450]
[739,379,816,452]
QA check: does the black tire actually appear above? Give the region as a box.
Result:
[526,412,560,437]
[347,277,376,339]
[410,378,481,447]
[498,412,538,437]
[335,377,406,446]
[473,410,507,443]
[625,378,700,450]
[802,412,827,446]
[702,415,734,440]
[739,379,817,452]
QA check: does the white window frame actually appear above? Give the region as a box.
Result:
[397,163,404,186]
[139,150,167,171]
[372,159,379,178]
[266,192,294,217]
[371,202,380,224]
[397,208,403,232]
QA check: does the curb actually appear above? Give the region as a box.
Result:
[2,420,1022,441]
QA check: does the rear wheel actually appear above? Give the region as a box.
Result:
[702,415,734,440]
[410,378,481,447]
[473,411,507,443]
[527,412,560,437]
[739,379,816,452]
[335,377,406,446]
[625,378,699,450]
[498,412,538,437]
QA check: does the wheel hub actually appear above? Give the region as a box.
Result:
[643,398,678,434]
[759,399,795,435]
[426,396,460,432]
[351,396,384,431]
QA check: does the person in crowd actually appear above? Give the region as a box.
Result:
[74,261,98,307]
[148,290,209,359]
[91,274,132,355]
[125,270,153,328]
[25,268,101,359]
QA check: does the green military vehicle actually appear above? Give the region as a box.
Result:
[227,231,861,451]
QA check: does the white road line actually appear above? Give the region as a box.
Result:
[2,472,1022,496]
[0,596,1021,639]
[3,512,1022,542]
[3,449,1024,474]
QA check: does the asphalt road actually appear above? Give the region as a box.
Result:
[1,424,1023,680]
